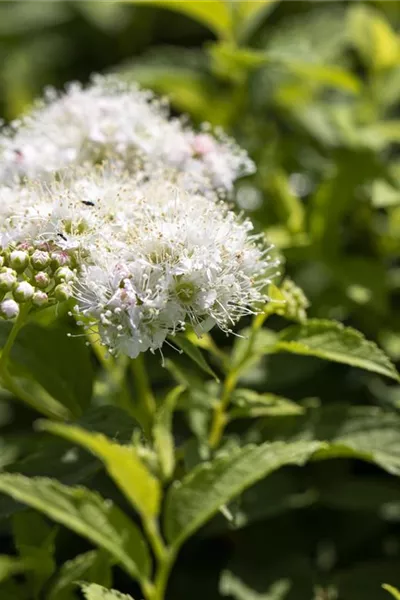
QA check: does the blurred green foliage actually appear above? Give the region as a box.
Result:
[2,1,400,599]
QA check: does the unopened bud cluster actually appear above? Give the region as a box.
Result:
[275,278,309,323]
[0,243,75,320]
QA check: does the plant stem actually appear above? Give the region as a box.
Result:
[208,370,238,448]
[208,310,271,449]
[131,354,156,436]
[151,548,177,600]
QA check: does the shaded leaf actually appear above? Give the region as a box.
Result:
[174,335,219,381]
[262,405,400,477]
[13,511,56,596]
[272,319,399,381]
[0,321,94,418]
[47,551,113,600]
[0,475,150,582]
[0,554,36,584]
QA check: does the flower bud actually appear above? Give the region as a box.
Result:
[9,250,29,273]
[13,281,35,302]
[34,271,50,289]
[54,284,72,302]
[0,298,20,320]
[0,268,17,291]
[32,291,49,307]
[55,266,75,283]
[31,249,50,270]
[51,252,70,270]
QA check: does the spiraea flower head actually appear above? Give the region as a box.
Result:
[0,156,275,356]
[0,75,254,194]
[60,165,280,358]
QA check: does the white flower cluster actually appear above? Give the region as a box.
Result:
[0,75,254,194]
[0,76,278,358]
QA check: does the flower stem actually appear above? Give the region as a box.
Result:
[208,310,271,449]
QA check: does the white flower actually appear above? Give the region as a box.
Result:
[67,167,279,357]
[0,75,254,193]
[0,163,278,351]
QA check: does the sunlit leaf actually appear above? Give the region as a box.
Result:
[383,584,400,600]
[348,5,400,70]
[81,583,135,600]
[128,0,234,40]
[164,440,322,547]
[38,422,161,519]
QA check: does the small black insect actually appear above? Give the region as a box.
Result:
[81,200,95,206]
[57,232,68,241]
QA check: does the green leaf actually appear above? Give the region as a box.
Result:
[47,551,113,600]
[220,569,291,600]
[0,555,36,584]
[13,511,56,596]
[285,61,361,94]
[0,474,151,582]
[309,151,380,253]
[234,1,278,44]
[173,335,219,381]
[229,390,304,420]
[38,422,161,519]
[164,440,322,547]
[118,48,229,125]
[348,5,399,71]
[81,583,134,600]
[272,319,399,381]
[153,385,184,480]
[129,0,234,40]
[0,321,94,418]
[261,405,400,477]
[383,585,400,600]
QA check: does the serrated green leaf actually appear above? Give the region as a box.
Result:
[128,0,234,40]
[38,422,161,519]
[164,440,322,547]
[47,551,112,600]
[0,475,150,582]
[173,335,219,381]
[383,584,400,600]
[261,405,400,477]
[81,583,134,600]
[272,319,399,381]
[154,385,184,480]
